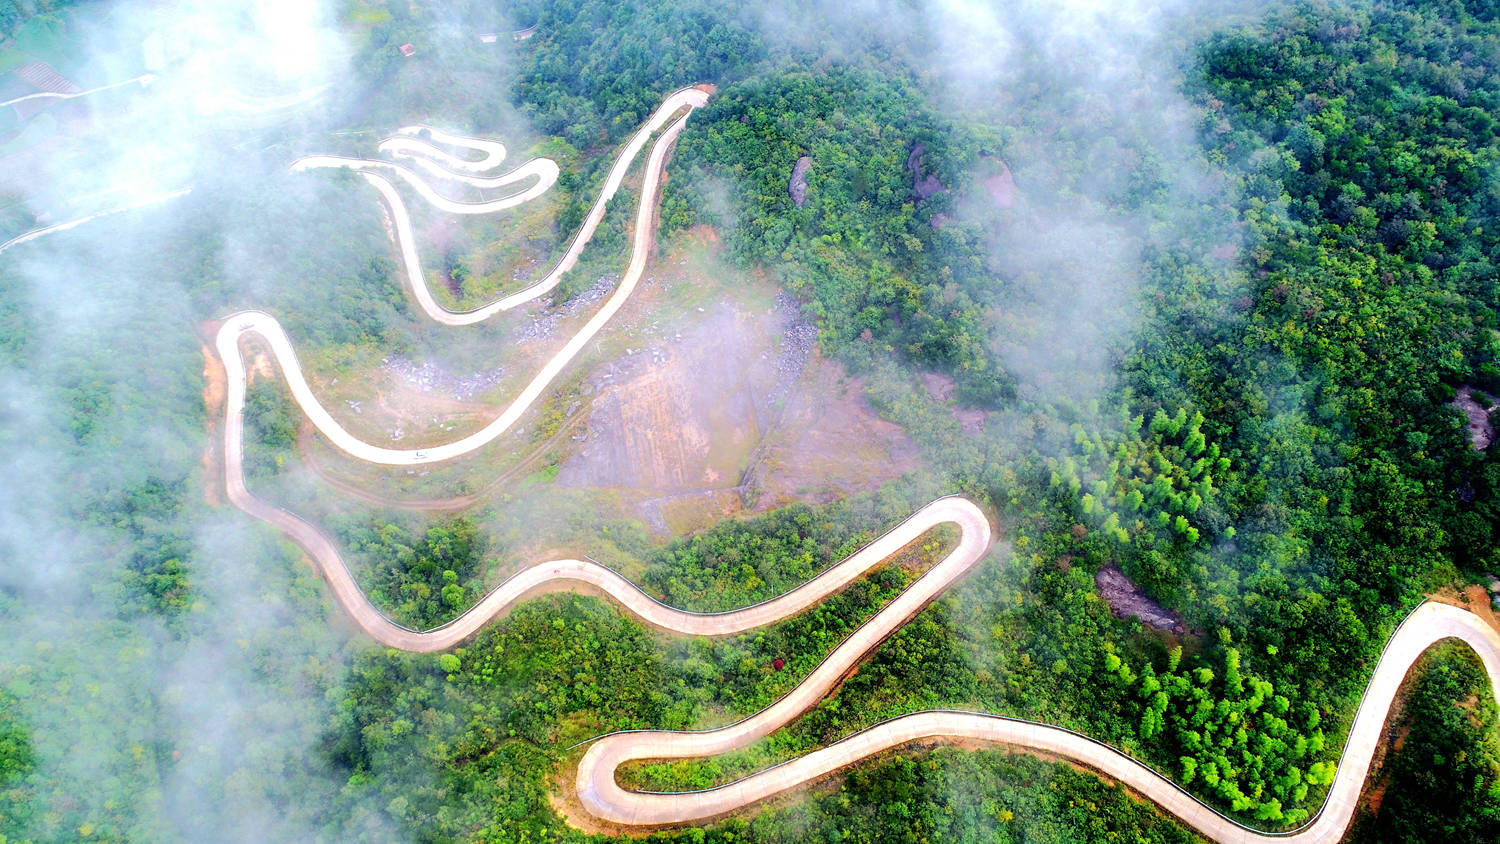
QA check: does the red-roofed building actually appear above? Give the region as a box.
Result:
[398,43,415,57]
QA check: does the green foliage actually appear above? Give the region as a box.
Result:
[512,0,762,149]
[663,70,1014,406]
[0,691,33,839]
[241,381,298,479]
[1349,643,1500,843]
[8,0,1500,839]
[93,478,194,617]
[303,0,1500,835]
[641,500,895,612]
[338,517,487,629]
[1114,645,1324,824]
[1049,402,1227,549]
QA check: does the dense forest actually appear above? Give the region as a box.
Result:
[1,0,1499,842]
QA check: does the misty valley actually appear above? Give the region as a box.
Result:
[1,1,1499,843]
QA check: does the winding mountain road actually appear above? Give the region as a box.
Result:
[211,86,1500,841]
[218,87,709,466]
[574,599,1500,841]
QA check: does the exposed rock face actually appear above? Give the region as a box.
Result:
[1095,565,1186,633]
[1454,385,1497,449]
[982,155,1017,208]
[907,143,947,200]
[789,156,812,207]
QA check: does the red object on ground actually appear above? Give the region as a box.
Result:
[772,659,785,671]
[399,43,416,57]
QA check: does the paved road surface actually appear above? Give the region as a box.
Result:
[217,88,708,466]
[575,600,1499,842]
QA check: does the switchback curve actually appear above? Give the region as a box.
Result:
[295,87,710,324]
[217,88,707,466]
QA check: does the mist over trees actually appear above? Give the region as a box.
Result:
[0,0,1498,842]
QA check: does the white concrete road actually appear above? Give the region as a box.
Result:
[0,187,192,256]
[217,88,709,466]
[575,600,1500,841]
[292,87,710,323]
[0,72,155,109]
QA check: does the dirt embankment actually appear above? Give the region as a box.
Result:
[981,155,1017,209]
[199,331,227,507]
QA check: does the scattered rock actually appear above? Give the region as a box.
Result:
[1094,565,1186,633]
[768,292,816,407]
[381,356,505,401]
[789,156,812,208]
[515,276,614,344]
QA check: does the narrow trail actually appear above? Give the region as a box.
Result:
[0,187,192,256]
[210,85,1500,841]
[0,72,155,108]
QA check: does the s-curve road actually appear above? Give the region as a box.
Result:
[574,600,1498,842]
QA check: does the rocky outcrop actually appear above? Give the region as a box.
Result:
[1454,385,1496,449]
[1095,565,1186,633]
[907,143,947,200]
[789,155,811,207]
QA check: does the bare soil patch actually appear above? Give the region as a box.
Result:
[555,267,919,535]
[750,356,920,513]
[1430,584,1500,637]
[557,296,777,492]
[199,332,227,507]
[981,155,1017,209]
